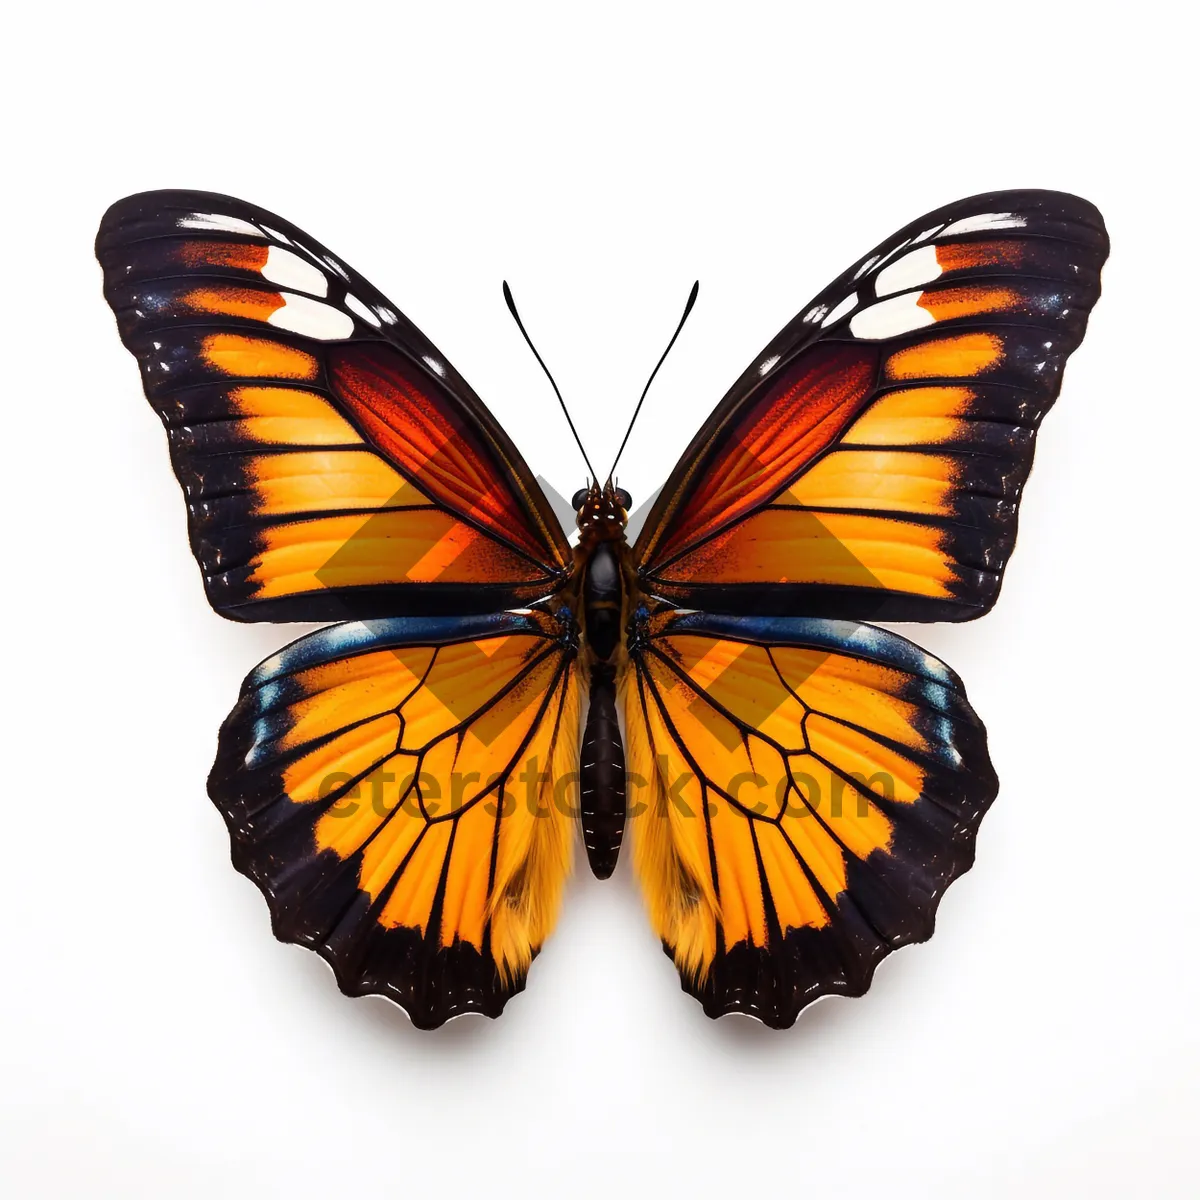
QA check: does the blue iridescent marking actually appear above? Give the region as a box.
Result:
[246,611,541,688]
[665,612,959,688]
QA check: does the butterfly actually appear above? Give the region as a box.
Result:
[97,189,1107,1028]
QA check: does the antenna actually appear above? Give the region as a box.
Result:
[502,281,598,483]
[605,281,699,484]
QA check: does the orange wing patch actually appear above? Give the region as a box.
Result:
[933,239,1027,273]
[647,509,957,599]
[224,386,361,445]
[885,332,1005,380]
[247,510,539,599]
[200,332,319,380]
[840,386,975,446]
[180,285,286,322]
[176,238,272,271]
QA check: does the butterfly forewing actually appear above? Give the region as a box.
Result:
[97,190,570,622]
[635,190,1108,622]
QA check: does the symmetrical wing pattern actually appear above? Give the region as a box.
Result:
[208,607,581,1027]
[97,191,569,621]
[623,606,997,1026]
[636,191,1108,621]
[101,188,1106,1029]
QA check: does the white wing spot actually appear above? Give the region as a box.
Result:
[261,245,328,297]
[295,242,329,268]
[941,212,1026,237]
[422,355,446,377]
[177,212,263,237]
[758,354,781,376]
[869,236,912,276]
[821,292,859,327]
[267,293,354,340]
[850,292,936,339]
[876,245,942,297]
[853,254,880,281]
[323,254,351,282]
[345,292,382,327]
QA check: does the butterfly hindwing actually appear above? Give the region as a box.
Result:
[208,606,582,1028]
[97,190,570,621]
[635,190,1108,621]
[622,606,996,1026]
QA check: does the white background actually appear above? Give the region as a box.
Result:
[2,3,1195,1197]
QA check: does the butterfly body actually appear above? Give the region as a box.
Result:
[98,188,1107,1028]
[573,482,635,878]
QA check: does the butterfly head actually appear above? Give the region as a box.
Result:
[572,481,631,541]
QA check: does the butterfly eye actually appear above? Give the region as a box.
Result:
[571,488,590,510]
[614,488,632,510]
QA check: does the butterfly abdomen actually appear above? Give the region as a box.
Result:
[580,539,628,879]
[580,661,626,879]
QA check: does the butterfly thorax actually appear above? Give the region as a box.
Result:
[572,481,632,662]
